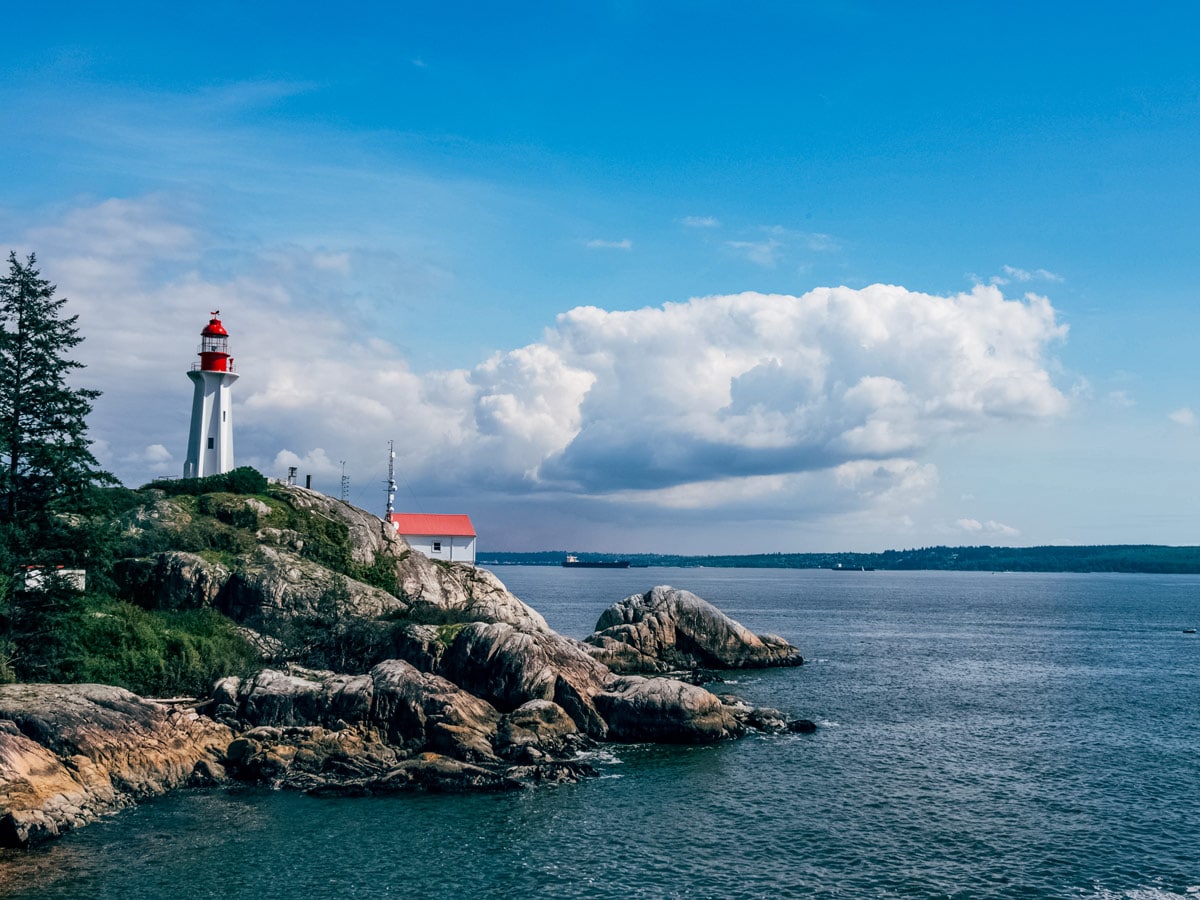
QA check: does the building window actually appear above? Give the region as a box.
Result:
[223,411,226,422]
[207,437,214,449]
[432,541,442,552]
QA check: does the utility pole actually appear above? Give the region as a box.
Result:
[385,441,396,519]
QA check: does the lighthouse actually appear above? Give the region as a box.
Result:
[183,312,239,479]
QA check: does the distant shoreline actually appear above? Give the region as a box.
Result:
[478,545,1200,575]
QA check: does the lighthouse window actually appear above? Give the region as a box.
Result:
[432,541,442,552]
[207,438,214,449]
[223,411,226,422]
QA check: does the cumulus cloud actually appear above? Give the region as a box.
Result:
[530,285,1067,492]
[16,197,1070,543]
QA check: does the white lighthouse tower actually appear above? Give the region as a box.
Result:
[183,312,239,479]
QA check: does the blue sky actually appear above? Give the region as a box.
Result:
[2,2,1198,552]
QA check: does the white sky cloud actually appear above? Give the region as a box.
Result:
[989,265,1064,286]
[18,196,1070,549]
[679,216,720,228]
[1169,407,1197,428]
[956,518,1020,537]
[725,226,839,268]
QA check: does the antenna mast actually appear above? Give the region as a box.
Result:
[385,441,396,518]
[340,460,349,503]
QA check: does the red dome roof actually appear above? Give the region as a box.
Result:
[202,316,228,337]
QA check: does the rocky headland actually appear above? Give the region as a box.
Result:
[0,483,811,847]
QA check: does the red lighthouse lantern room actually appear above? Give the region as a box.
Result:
[198,312,232,372]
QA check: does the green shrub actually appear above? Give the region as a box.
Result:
[3,587,258,696]
[69,600,259,696]
[197,492,264,530]
[146,466,268,497]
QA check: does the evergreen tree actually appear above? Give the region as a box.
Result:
[0,252,109,556]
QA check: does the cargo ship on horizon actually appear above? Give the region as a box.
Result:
[562,554,630,569]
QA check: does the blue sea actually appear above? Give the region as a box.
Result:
[3,568,1199,899]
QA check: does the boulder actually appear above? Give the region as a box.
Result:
[272,484,409,569]
[585,585,803,672]
[594,676,744,744]
[439,622,610,738]
[495,700,582,761]
[368,659,502,763]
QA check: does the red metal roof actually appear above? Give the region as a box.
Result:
[388,513,476,537]
[202,316,228,337]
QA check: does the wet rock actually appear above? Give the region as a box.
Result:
[0,684,231,847]
[496,700,583,760]
[594,676,744,744]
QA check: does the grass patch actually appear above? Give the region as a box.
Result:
[435,622,468,647]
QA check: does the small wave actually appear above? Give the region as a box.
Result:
[1083,883,1200,899]
[575,748,623,766]
[817,719,840,728]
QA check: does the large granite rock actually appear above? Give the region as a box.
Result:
[222,545,402,622]
[585,585,804,673]
[368,659,502,763]
[207,662,595,792]
[439,622,610,738]
[111,484,548,644]
[0,684,231,847]
[594,676,745,743]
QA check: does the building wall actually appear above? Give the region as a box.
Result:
[402,534,476,565]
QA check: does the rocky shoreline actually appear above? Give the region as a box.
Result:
[1,584,810,848]
[1,487,811,848]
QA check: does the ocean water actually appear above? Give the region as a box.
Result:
[3,568,1199,899]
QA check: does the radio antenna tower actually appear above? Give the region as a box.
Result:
[385,441,396,518]
[340,460,349,503]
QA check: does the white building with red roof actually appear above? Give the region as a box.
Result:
[387,513,477,565]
